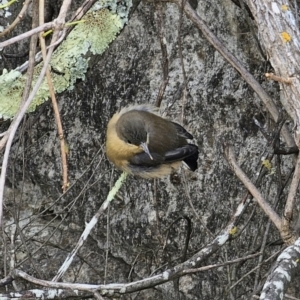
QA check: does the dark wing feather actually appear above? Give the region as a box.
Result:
[164,144,198,162]
[130,152,164,166]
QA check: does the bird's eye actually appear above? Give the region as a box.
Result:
[127,140,132,144]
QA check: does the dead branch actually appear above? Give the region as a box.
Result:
[52,172,128,282]
[229,249,282,293]
[155,1,169,107]
[281,154,300,245]
[0,286,93,299]
[177,0,188,123]
[260,238,300,300]
[182,252,261,275]
[0,21,56,49]
[39,0,69,192]
[224,145,281,230]
[265,73,292,85]
[0,0,32,38]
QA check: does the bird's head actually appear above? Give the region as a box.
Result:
[116,111,153,160]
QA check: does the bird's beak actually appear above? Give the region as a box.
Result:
[140,142,153,160]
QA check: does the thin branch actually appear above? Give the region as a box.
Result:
[0,0,75,50]
[229,249,282,293]
[285,294,300,300]
[104,203,110,284]
[182,252,261,275]
[0,21,56,49]
[182,172,214,238]
[155,1,169,107]
[265,73,292,85]
[39,0,69,192]
[281,153,300,245]
[224,145,281,231]
[0,0,40,149]
[52,172,128,282]
[253,218,272,293]
[178,0,188,123]
[0,0,31,37]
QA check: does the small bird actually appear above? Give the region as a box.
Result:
[106,105,199,178]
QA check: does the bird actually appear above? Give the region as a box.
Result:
[105,104,199,178]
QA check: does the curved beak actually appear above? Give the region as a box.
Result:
[140,142,153,160]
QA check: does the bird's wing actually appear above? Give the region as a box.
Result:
[130,144,198,171]
[171,122,193,139]
[130,152,164,166]
[164,144,198,162]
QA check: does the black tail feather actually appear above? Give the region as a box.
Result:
[183,146,199,171]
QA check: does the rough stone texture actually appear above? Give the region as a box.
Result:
[0,0,298,299]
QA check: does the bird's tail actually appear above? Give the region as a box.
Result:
[183,145,198,171]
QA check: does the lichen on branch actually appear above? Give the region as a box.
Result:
[0,0,132,119]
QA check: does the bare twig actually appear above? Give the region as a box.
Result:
[178,0,188,123]
[0,0,31,37]
[229,249,282,292]
[0,21,56,49]
[155,1,169,107]
[39,0,69,192]
[94,292,106,300]
[182,172,214,237]
[104,204,110,284]
[224,145,281,230]
[265,73,292,85]
[0,1,40,149]
[253,218,272,293]
[0,0,76,50]
[9,225,17,290]
[281,154,300,245]
[183,252,261,275]
[128,252,141,280]
[285,294,300,300]
[52,172,128,282]
[0,285,93,299]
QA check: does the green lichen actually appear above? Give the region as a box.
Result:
[0,0,132,119]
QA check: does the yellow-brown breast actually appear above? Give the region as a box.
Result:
[106,111,143,172]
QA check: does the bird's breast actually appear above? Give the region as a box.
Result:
[106,113,143,168]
